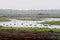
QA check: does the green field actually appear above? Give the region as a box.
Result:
[0,26,60,32]
[40,21,60,25]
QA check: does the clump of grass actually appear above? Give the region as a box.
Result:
[0,26,3,28]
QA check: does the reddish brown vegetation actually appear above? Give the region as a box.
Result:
[0,31,60,40]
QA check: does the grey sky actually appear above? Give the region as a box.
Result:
[0,0,60,10]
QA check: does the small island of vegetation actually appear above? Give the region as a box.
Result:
[41,21,60,25]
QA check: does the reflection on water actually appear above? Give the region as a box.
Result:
[0,18,60,28]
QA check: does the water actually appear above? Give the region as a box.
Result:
[0,18,60,28]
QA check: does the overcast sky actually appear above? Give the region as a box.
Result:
[0,0,60,10]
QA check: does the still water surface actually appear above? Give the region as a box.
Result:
[0,18,60,28]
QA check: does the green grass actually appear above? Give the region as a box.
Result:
[0,26,60,32]
[0,17,10,22]
[17,17,42,21]
[40,21,60,25]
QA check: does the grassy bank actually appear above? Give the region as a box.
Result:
[0,26,60,32]
[40,21,60,25]
[17,17,42,21]
[0,17,10,22]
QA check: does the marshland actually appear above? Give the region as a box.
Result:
[0,9,60,40]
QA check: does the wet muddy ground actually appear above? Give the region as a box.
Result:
[0,31,60,40]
